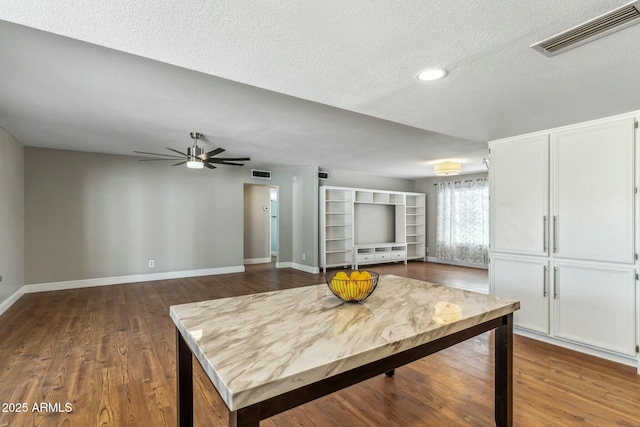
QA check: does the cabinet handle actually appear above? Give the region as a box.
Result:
[543,265,547,297]
[553,267,558,299]
[553,216,558,253]
[543,216,547,252]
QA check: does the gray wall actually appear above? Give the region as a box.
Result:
[292,165,319,268]
[414,172,489,258]
[269,172,293,264]
[24,148,296,284]
[320,169,415,192]
[20,146,485,286]
[0,128,24,304]
[243,184,271,261]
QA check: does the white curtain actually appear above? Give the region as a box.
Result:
[436,178,489,265]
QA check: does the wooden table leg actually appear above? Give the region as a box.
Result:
[494,313,513,427]
[229,404,260,427]
[177,329,193,427]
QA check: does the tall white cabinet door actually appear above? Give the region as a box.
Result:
[552,118,635,263]
[491,257,549,334]
[554,263,636,356]
[490,135,549,256]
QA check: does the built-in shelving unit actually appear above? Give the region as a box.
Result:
[320,186,426,272]
[320,187,354,270]
[405,194,426,260]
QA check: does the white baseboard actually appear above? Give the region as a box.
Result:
[275,262,320,274]
[426,256,488,270]
[244,258,272,265]
[21,265,246,294]
[0,287,25,316]
[276,262,292,269]
[291,263,320,274]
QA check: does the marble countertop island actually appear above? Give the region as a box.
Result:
[170,274,519,412]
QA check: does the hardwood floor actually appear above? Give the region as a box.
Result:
[0,262,638,426]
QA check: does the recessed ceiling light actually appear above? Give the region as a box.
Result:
[417,69,447,81]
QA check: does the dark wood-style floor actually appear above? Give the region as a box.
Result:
[0,262,638,426]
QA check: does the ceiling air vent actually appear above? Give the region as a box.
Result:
[531,1,640,57]
[251,169,271,179]
[318,171,330,180]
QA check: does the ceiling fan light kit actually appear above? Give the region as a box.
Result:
[134,132,250,171]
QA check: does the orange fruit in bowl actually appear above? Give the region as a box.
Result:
[335,271,349,280]
[350,271,361,280]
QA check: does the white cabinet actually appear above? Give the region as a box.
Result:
[490,134,549,256]
[491,256,549,334]
[354,244,407,269]
[552,118,635,264]
[553,262,636,357]
[489,111,639,367]
[320,187,425,272]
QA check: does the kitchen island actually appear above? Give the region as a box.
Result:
[170,274,519,426]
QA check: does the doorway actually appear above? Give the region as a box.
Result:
[243,184,278,265]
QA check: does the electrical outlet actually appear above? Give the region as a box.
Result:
[301,253,306,261]
[426,246,429,253]
[149,260,155,268]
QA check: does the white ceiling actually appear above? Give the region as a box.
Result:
[1,1,639,178]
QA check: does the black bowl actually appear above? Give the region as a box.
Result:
[325,270,380,303]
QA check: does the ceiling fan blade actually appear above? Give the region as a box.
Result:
[139,158,177,161]
[204,163,217,169]
[211,161,246,166]
[209,157,251,162]
[166,147,189,157]
[133,150,184,159]
[198,147,225,160]
[172,161,187,166]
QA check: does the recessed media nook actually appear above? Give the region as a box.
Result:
[320,186,426,272]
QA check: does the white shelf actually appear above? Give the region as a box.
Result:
[321,186,425,271]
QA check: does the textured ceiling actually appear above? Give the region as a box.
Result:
[1,1,639,178]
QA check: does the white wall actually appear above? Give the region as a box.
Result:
[0,128,24,306]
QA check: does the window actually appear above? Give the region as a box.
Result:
[435,178,489,265]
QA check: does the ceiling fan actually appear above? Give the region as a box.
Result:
[133,132,250,170]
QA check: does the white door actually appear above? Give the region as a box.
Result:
[553,262,636,356]
[491,256,549,334]
[552,117,635,263]
[490,134,549,256]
